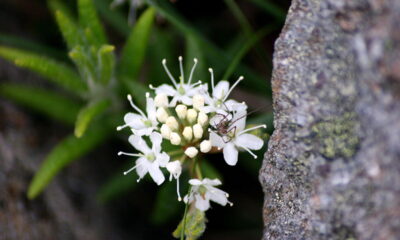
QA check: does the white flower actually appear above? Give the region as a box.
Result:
[197,111,208,126]
[166,160,183,201]
[200,140,212,153]
[118,132,169,185]
[154,93,169,107]
[166,116,179,131]
[203,68,244,114]
[160,124,171,139]
[184,178,232,211]
[117,93,158,136]
[150,57,207,107]
[210,113,266,166]
[170,132,181,145]
[182,126,193,141]
[193,124,203,139]
[156,107,169,123]
[193,94,205,110]
[184,147,199,158]
[186,108,198,123]
[175,104,187,119]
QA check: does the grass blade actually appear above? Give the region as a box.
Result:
[95,0,130,36]
[0,83,81,125]
[74,99,110,138]
[27,124,110,199]
[119,7,155,79]
[0,46,86,94]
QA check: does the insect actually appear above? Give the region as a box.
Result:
[209,105,247,143]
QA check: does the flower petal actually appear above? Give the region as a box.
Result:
[124,113,145,129]
[146,97,157,123]
[236,133,264,150]
[148,163,165,185]
[213,81,229,100]
[155,84,176,96]
[195,194,210,211]
[180,95,193,105]
[206,188,228,206]
[189,179,203,186]
[128,134,151,154]
[203,178,221,186]
[150,132,163,153]
[223,142,238,166]
[157,152,170,167]
[210,131,226,149]
[136,157,149,178]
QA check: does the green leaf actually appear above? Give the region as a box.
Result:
[173,208,206,240]
[120,76,148,108]
[74,99,110,138]
[0,46,86,93]
[119,7,155,79]
[69,45,95,83]
[200,159,222,180]
[95,0,130,36]
[97,44,115,85]
[150,181,181,225]
[49,0,84,49]
[27,124,110,199]
[249,0,287,22]
[222,27,272,80]
[78,0,107,46]
[185,36,207,83]
[0,83,81,125]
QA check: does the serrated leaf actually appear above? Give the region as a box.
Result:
[0,83,81,125]
[97,44,115,85]
[173,208,206,240]
[74,99,110,138]
[119,7,155,79]
[0,46,86,94]
[78,0,107,46]
[150,181,181,225]
[27,124,110,199]
[49,0,84,50]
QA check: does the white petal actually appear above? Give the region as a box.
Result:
[195,194,210,211]
[155,84,177,96]
[206,188,228,206]
[189,179,203,186]
[203,178,222,186]
[136,157,149,178]
[134,127,154,136]
[236,133,264,150]
[157,152,170,167]
[148,163,165,185]
[223,142,238,166]
[146,97,157,123]
[124,113,145,129]
[213,81,229,99]
[150,132,163,153]
[128,135,151,154]
[180,95,193,105]
[210,131,225,149]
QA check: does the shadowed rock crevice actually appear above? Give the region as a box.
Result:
[260,0,400,239]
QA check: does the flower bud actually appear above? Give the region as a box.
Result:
[160,124,171,139]
[197,111,208,126]
[193,124,203,139]
[182,126,193,141]
[200,140,212,153]
[166,116,179,131]
[184,147,198,158]
[156,107,169,123]
[175,104,187,119]
[154,93,169,107]
[166,160,182,179]
[186,108,198,123]
[170,132,181,145]
[193,94,205,110]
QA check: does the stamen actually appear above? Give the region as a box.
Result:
[124,164,139,175]
[239,124,267,135]
[223,76,244,101]
[116,124,129,131]
[149,84,156,90]
[127,94,146,118]
[188,58,198,85]
[177,177,182,201]
[162,59,178,87]
[118,151,142,157]
[179,56,184,84]
[146,92,150,98]
[190,80,202,88]
[241,146,258,159]
[209,68,215,92]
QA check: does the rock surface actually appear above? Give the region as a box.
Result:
[260,0,400,239]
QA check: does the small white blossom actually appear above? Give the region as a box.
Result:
[166,116,179,131]
[156,107,169,123]
[151,57,207,107]
[175,104,187,119]
[193,124,203,139]
[193,94,205,110]
[117,93,158,136]
[166,160,183,201]
[154,93,169,108]
[184,178,232,211]
[210,113,266,166]
[170,132,181,145]
[184,147,198,158]
[200,140,212,153]
[197,111,208,126]
[182,126,193,141]
[160,124,171,139]
[186,108,198,123]
[118,132,169,185]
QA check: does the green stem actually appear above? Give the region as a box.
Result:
[180,187,192,240]
[195,160,203,179]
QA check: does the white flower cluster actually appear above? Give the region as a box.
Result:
[117,57,266,211]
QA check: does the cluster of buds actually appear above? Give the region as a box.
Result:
[117,57,266,212]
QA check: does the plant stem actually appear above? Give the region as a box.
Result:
[180,187,192,240]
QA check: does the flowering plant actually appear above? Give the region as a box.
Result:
[118,57,266,239]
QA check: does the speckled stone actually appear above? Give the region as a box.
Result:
[260,0,400,239]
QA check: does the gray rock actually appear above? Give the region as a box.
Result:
[260,0,400,239]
